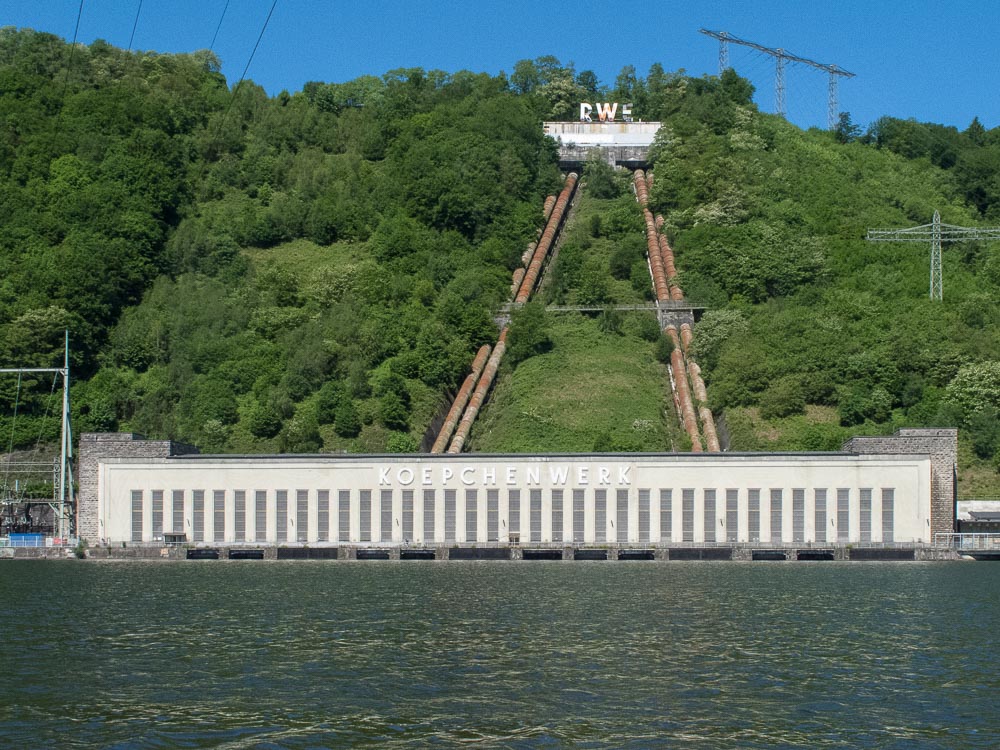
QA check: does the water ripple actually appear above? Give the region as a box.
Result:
[2,561,999,748]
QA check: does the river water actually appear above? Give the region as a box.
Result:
[1,560,998,748]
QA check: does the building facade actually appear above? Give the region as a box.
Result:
[78,429,956,547]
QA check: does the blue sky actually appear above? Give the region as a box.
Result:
[5,0,999,132]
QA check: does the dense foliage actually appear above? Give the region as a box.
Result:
[1,32,999,484]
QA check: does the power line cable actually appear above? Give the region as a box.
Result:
[209,0,231,52]
[217,1,278,135]
[127,0,143,52]
[57,0,86,121]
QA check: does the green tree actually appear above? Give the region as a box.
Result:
[506,301,552,365]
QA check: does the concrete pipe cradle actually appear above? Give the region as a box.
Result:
[431,345,492,454]
[448,329,509,454]
[515,173,578,304]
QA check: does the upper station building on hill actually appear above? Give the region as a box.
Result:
[544,102,661,169]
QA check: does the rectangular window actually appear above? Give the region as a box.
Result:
[860,488,872,542]
[131,490,143,542]
[402,490,414,542]
[682,489,695,542]
[837,489,850,542]
[444,489,456,542]
[235,491,246,541]
[703,489,716,543]
[617,489,629,543]
[726,489,738,543]
[659,489,672,542]
[573,489,585,541]
[551,489,563,543]
[770,489,783,543]
[423,490,435,542]
[748,489,760,542]
[297,490,309,542]
[466,489,478,543]
[193,490,205,542]
[172,490,185,535]
[317,490,329,542]
[487,489,499,541]
[793,488,805,543]
[276,490,288,543]
[359,490,371,542]
[214,490,226,542]
[814,489,827,544]
[256,490,267,541]
[509,489,521,538]
[638,489,650,543]
[338,490,350,542]
[151,490,163,538]
[381,489,393,543]
[595,490,607,542]
[882,488,894,542]
[530,489,542,542]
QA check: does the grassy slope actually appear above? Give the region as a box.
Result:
[472,313,676,452]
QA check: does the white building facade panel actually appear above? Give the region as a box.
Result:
[95,454,932,546]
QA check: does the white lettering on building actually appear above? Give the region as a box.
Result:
[378,464,633,488]
[618,466,631,485]
[579,102,634,122]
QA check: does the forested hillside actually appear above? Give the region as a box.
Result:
[1,30,998,489]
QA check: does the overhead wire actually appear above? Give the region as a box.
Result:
[57,0,86,121]
[32,374,60,455]
[127,0,143,52]
[209,0,231,52]
[2,372,23,498]
[215,0,278,139]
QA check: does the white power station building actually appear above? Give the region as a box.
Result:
[78,430,956,550]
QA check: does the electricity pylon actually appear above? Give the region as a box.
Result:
[867,210,1000,301]
[699,29,855,129]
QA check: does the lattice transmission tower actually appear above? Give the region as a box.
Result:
[699,29,855,129]
[867,211,1000,301]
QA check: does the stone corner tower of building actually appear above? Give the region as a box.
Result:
[843,428,957,540]
[77,433,199,542]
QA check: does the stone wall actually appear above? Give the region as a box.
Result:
[844,428,957,539]
[77,433,198,543]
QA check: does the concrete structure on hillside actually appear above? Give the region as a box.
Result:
[543,122,661,168]
[78,429,956,549]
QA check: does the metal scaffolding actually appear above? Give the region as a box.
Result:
[0,331,74,538]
